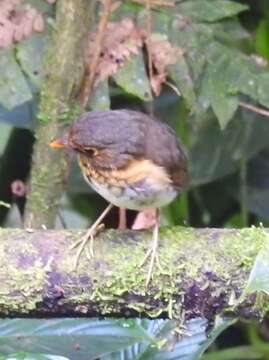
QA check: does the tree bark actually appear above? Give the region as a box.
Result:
[0,227,267,320]
[24,0,93,229]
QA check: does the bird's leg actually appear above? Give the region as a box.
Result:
[118,208,127,230]
[139,208,160,286]
[71,203,114,269]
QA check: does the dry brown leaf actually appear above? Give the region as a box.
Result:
[150,73,167,96]
[0,0,45,49]
[87,18,146,86]
[87,15,183,96]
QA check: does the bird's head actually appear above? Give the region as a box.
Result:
[49,110,143,169]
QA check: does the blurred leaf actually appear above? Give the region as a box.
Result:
[206,56,239,129]
[103,317,235,360]
[237,150,269,220]
[255,19,269,62]
[210,19,250,43]
[0,50,32,110]
[0,201,10,209]
[0,123,12,156]
[177,1,248,22]
[113,52,152,101]
[0,101,36,129]
[89,80,110,110]
[26,0,55,14]
[0,317,236,360]
[206,42,269,110]
[201,346,263,360]
[16,34,47,89]
[189,108,269,186]
[110,1,141,21]
[0,319,152,360]
[0,353,69,360]
[168,57,196,111]
[242,234,269,296]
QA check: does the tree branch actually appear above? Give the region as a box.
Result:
[0,227,267,320]
[78,0,113,106]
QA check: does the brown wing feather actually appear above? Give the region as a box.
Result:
[142,114,188,189]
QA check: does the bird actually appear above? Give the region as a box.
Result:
[50,109,188,286]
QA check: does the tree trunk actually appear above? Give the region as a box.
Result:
[0,227,267,320]
[24,0,93,229]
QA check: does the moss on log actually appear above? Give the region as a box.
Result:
[0,227,268,320]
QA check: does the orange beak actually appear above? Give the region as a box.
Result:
[49,137,68,149]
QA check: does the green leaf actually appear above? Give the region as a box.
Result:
[177,1,248,23]
[112,52,152,101]
[206,56,239,129]
[26,0,54,14]
[0,319,152,360]
[242,235,269,296]
[0,50,32,110]
[0,123,12,156]
[255,19,269,61]
[88,80,110,110]
[205,42,269,110]
[168,57,196,111]
[201,346,263,360]
[189,108,269,186]
[0,101,37,129]
[102,317,235,360]
[0,353,69,360]
[16,34,47,89]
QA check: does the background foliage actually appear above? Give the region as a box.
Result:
[1,0,269,359]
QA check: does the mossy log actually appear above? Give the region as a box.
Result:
[0,227,268,320]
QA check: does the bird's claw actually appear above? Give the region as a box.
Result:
[71,223,105,270]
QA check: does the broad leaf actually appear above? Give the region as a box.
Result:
[16,34,47,89]
[206,42,269,110]
[206,56,239,129]
[102,317,235,360]
[242,234,269,297]
[0,354,69,360]
[177,1,248,23]
[0,101,37,129]
[113,51,152,101]
[0,319,152,360]
[169,57,196,111]
[89,80,110,110]
[0,50,32,110]
[189,109,269,186]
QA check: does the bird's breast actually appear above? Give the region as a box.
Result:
[78,156,178,210]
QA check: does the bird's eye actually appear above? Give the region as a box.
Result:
[85,147,98,156]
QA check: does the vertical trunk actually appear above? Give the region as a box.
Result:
[24,0,93,228]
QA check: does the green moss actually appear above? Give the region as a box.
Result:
[1,227,268,319]
[63,226,269,319]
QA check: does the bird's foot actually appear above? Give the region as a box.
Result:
[139,209,160,287]
[70,203,114,270]
[71,223,105,269]
[140,243,161,287]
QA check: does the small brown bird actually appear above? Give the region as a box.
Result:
[50,110,188,285]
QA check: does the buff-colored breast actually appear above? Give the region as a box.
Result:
[78,156,177,210]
